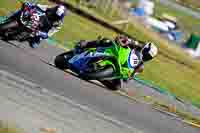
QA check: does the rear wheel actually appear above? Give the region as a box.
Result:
[54,51,74,70]
[0,20,19,40]
[0,20,18,30]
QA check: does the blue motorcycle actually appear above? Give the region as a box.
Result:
[54,40,130,90]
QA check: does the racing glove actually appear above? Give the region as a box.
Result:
[36,31,48,39]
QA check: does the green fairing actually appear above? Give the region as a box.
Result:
[89,39,134,80]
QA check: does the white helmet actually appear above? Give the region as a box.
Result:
[56,5,66,18]
[141,42,158,62]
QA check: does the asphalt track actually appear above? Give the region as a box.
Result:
[0,40,199,133]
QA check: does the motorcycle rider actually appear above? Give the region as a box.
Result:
[30,3,68,48]
[76,34,158,90]
[8,2,67,48]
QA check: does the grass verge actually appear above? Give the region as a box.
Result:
[0,121,23,133]
[153,101,200,127]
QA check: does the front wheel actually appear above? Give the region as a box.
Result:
[82,66,115,80]
[54,51,74,70]
[99,79,122,91]
[0,20,18,30]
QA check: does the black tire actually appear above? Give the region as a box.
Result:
[0,20,19,40]
[99,79,122,91]
[0,20,18,31]
[54,51,74,70]
[82,66,115,80]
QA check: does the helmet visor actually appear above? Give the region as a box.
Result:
[141,47,153,61]
[142,54,153,61]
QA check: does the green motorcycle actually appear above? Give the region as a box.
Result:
[54,39,135,90]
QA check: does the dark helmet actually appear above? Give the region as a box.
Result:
[141,42,158,62]
[46,4,67,22]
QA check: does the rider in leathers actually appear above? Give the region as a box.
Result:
[11,2,68,48]
[76,35,158,90]
[30,3,67,48]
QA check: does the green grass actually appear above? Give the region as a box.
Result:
[1,0,200,107]
[141,55,200,105]
[53,13,115,43]
[153,101,200,125]
[67,0,124,23]
[0,121,23,133]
